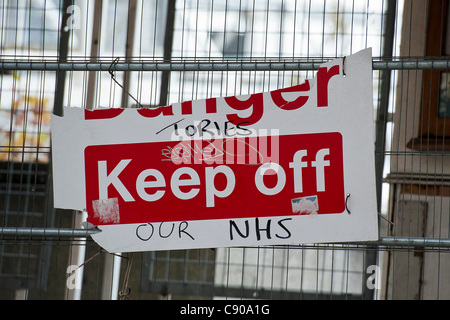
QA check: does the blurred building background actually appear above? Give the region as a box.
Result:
[0,0,449,300]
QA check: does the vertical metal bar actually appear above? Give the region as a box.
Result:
[365,1,397,300]
[86,0,103,110]
[66,0,103,300]
[111,253,122,299]
[375,0,397,213]
[53,0,72,116]
[159,0,176,107]
[120,0,138,108]
[66,210,88,300]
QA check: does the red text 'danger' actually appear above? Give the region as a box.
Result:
[84,65,340,126]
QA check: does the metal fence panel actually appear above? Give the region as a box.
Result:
[1,0,450,300]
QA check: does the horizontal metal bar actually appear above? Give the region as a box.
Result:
[1,227,450,249]
[0,61,323,72]
[0,227,100,238]
[374,60,450,70]
[148,280,363,300]
[375,236,450,248]
[1,60,450,72]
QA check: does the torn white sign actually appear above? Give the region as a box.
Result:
[51,48,378,252]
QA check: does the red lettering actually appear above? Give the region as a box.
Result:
[85,64,340,125]
[225,93,263,126]
[181,101,192,115]
[271,81,310,110]
[85,108,124,120]
[181,98,217,115]
[137,105,174,118]
[206,98,217,113]
[317,65,340,107]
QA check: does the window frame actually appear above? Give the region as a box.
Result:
[420,0,449,139]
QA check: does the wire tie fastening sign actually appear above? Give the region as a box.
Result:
[119,253,134,300]
[342,56,346,77]
[109,57,144,108]
[345,193,351,214]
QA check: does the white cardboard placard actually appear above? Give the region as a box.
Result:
[51,48,378,252]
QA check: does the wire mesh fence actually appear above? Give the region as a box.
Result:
[0,0,450,300]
